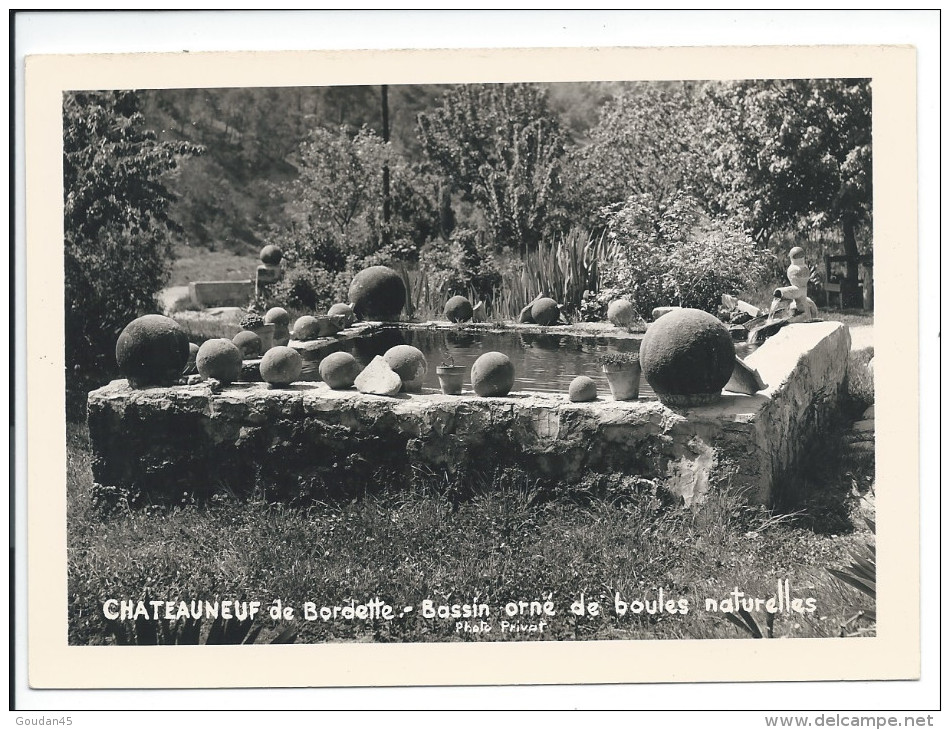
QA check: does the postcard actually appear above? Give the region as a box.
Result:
[23,43,918,690]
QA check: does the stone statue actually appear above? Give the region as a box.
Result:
[772,246,819,321]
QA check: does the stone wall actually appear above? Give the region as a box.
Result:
[86,322,850,508]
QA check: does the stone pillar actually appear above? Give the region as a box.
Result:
[256,245,283,299]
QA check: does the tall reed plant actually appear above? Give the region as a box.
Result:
[494,227,617,320]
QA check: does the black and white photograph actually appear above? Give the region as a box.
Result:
[15,11,933,709]
[65,76,878,648]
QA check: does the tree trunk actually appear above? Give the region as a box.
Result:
[381,85,392,248]
[842,215,860,283]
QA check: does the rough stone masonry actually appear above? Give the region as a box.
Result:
[86,322,850,508]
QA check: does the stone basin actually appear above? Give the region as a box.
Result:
[86,321,850,507]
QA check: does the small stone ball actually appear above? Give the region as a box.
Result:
[607,299,635,327]
[444,295,474,323]
[260,244,283,265]
[115,314,190,389]
[348,266,406,321]
[196,338,243,385]
[263,307,290,327]
[327,303,356,327]
[293,315,322,341]
[232,330,263,358]
[640,308,735,406]
[471,351,515,397]
[531,297,560,326]
[568,376,598,402]
[318,351,362,390]
[383,345,428,392]
[186,342,200,367]
[260,346,303,387]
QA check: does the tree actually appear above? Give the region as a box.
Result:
[272,125,440,271]
[703,79,872,287]
[64,90,202,374]
[566,82,710,227]
[417,83,567,254]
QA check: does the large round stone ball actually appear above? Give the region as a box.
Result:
[260,346,303,387]
[264,307,290,327]
[639,308,735,406]
[318,351,362,389]
[383,345,427,392]
[293,315,322,341]
[327,303,356,327]
[115,314,190,388]
[607,299,636,327]
[348,266,406,321]
[260,244,283,265]
[471,351,515,397]
[232,330,263,358]
[568,376,598,402]
[444,295,474,323]
[196,338,243,385]
[531,297,560,326]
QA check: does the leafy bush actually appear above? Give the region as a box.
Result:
[418,229,504,305]
[269,265,349,314]
[64,90,202,376]
[599,190,769,316]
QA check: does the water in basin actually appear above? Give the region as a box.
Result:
[334,326,755,399]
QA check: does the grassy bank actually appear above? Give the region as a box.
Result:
[68,408,875,645]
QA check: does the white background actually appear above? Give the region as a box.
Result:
[8,8,942,721]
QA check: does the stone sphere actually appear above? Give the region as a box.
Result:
[348,266,406,321]
[327,302,356,327]
[185,342,200,370]
[292,315,322,341]
[196,338,243,385]
[568,376,598,402]
[319,351,362,389]
[639,308,735,407]
[264,307,290,327]
[383,345,428,392]
[471,351,515,397]
[260,244,283,265]
[607,299,636,327]
[232,330,263,358]
[115,314,190,389]
[260,346,303,387]
[531,297,560,326]
[444,295,474,323]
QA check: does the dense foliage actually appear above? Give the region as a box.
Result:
[66,79,873,377]
[64,90,202,375]
[703,79,872,279]
[418,84,567,254]
[599,191,769,317]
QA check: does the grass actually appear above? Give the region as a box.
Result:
[68,406,876,645]
[168,242,260,288]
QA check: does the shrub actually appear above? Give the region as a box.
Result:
[599,190,770,316]
[63,90,202,377]
[418,229,503,305]
[270,266,349,313]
